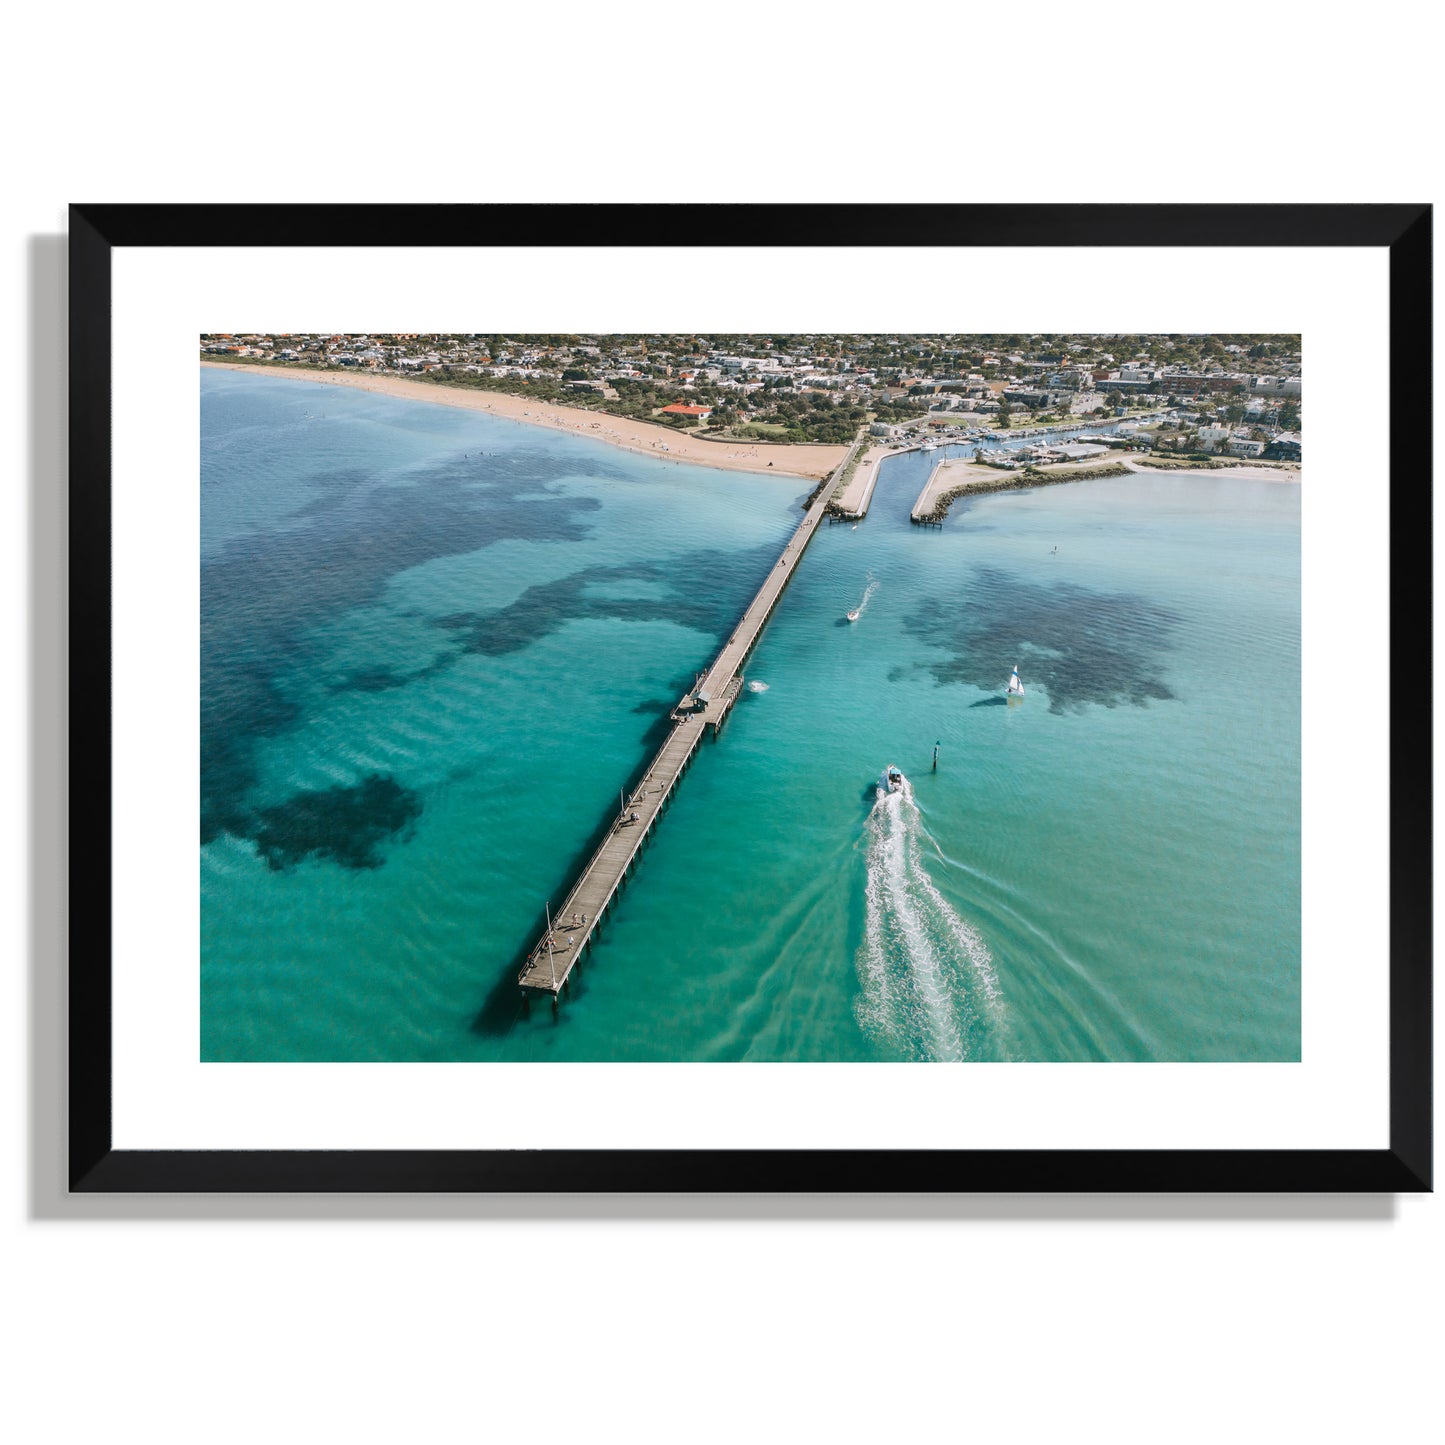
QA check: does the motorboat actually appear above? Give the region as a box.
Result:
[882,765,905,794]
[846,608,860,622]
[1007,666,1025,697]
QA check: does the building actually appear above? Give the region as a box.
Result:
[1228,438,1267,458]
[976,448,1027,469]
[1002,387,1050,409]
[1158,373,1249,395]
[717,355,779,375]
[659,403,713,419]
[1249,375,1303,398]
[1266,431,1302,461]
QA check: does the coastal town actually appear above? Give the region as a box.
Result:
[201,332,1303,464]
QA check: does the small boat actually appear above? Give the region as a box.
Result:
[846,608,861,622]
[919,440,937,452]
[882,765,905,794]
[1007,666,1025,697]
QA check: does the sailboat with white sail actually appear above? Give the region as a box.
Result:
[1006,666,1025,698]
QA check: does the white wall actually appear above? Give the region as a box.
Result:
[2,4,1439,1443]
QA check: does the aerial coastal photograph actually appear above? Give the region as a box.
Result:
[199,332,1302,1064]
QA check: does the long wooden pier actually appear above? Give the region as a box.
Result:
[517,435,864,1003]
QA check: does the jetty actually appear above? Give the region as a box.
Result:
[911,458,955,526]
[912,453,1143,526]
[828,444,889,521]
[517,434,865,1004]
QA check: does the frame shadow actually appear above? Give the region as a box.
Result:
[44,205,1432,1211]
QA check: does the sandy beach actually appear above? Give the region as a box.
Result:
[200,362,848,480]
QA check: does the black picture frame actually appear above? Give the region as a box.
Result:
[68,204,1432,1193]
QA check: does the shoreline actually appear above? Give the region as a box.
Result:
[200,362,848,480]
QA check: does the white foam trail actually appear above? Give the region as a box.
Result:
[746,679,769,693]
[851,573,879,620]
[854,776,1001,1060]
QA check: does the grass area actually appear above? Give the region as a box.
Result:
[709,421,790,439]
[823,443,870,514]
[1021,462,1133,482]
[1138,455,1297,471]
[1131,455,1225,469]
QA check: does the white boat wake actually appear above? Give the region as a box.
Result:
[846,574,879,623]
[746,679,770,693]
[855,774,1002,1061]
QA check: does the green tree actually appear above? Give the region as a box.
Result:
[1278,401,1301,431]
[997,398,1012,428]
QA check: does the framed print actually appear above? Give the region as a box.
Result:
[68,204,1431,1191]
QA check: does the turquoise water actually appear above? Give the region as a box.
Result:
[200,370,1300,1062]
